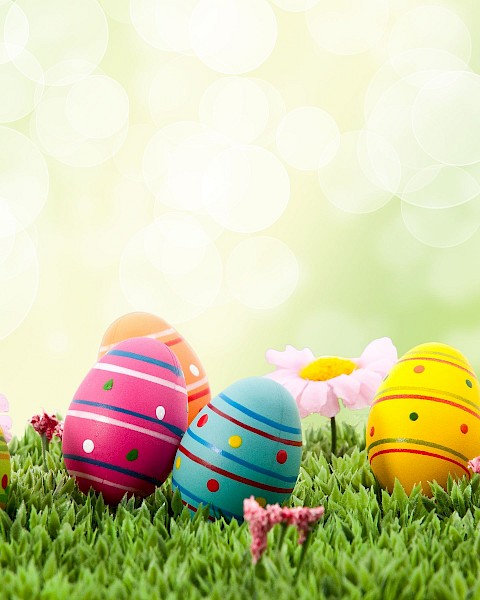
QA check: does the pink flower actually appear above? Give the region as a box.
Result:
[265,337,397,418]
[30,411,63,441]
[468,457,480,473]
[0,394,12,443]
[243,497,325,564]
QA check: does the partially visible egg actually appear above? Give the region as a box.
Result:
[63,337,188,504]
[172,377,302,522]
[99,312,210,426]
[367,342,480,496]
[0,427,10,510]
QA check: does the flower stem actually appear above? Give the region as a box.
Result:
[294,532,312,579]
[330,416,337,457]
[276,523,287,551]
[41,433,48,472]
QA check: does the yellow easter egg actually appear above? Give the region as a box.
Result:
[366,342,480,496]
[0,426,11,510]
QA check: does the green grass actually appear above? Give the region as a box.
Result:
[2,424,480,599]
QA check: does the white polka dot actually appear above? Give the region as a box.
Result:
[189,364,200,377]
[203,145,290,233]
[276,106,340,171]
[306,0,389,56]
[83,439,94,454]
[156,406,166,420]
[4,0,108,85]
[189,0,277,75]
[412,71,480,167]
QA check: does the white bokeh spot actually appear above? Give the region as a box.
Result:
[412,71,480,167]
[4,0,109,85]
[226,236,299,309]
[203,145,290,233]
[318,130,401,214]
[276,106,340,171]
[199,77,270,145]
[189,0,278,74]
[306,0,389,55]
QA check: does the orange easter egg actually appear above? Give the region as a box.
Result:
[99,313,211,426]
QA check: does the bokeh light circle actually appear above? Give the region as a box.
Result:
[226,236,299,309]
[66,75,129,140]
[119,214,223,323]
[306,0,389,56]
[203,145,290,233]
[148,56,216,126]
[143,121,230,213]
[401,166,480,209]
[0,60,44,122]
[0,225,39,340]
[199,77,270,144]
[412,71,480,166]
[113,124,157,182]
[189,0,278,75]
[4,0,109,85]
[318,130,401,214]
[130,0,196,54]
[388,6,471,65]
[34,83,128,168]
[0,126,49,229]
[276,106,340,171]
[269,0,320,12]
[401,200,480,248]
[99,0,131,24]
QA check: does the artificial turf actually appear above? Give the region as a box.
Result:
[1,423,480,599]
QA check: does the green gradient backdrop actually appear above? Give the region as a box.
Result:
[1,0,480,437]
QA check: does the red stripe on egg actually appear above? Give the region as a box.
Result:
[207,403,303,447]
[178,444,295,494]
[369,448,470,477]
[398,356,476,378]
[373,393,480,419]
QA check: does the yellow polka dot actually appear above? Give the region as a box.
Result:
[256,497,267,508]
[175,457,181,469]
[228,435,242,448]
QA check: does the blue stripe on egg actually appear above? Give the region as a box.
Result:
[107,349,183,377]
[185,428,299,483]
[218,393,302,434]
[172,477,242,521]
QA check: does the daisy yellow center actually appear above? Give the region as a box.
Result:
[299,356,357,381]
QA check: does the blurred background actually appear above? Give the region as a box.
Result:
[1,0,480,437]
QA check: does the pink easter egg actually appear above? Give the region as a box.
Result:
[62,337,187,504]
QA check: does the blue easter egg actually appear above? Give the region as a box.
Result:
[172,376,303,522]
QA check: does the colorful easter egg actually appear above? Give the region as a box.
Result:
[99,312,210,426]
[367,342,480,496]
[0,427,10,510]
[63,337,188,504]
[172,377,302,522]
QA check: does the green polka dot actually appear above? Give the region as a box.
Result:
[103,379,114,391]
[409,412,419,422]
[466,380,473,389]
[126,449,138,461]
